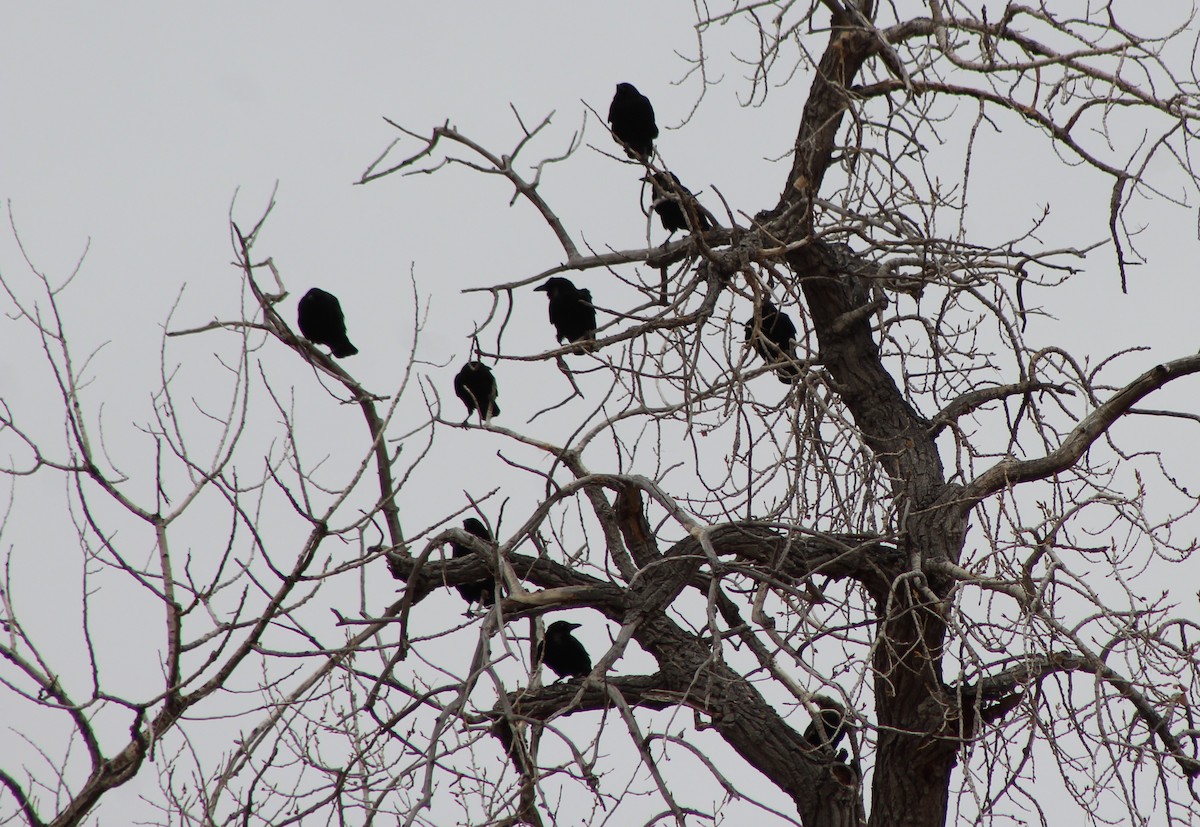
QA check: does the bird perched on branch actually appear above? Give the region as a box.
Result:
[534,277,597,350]
[744,299,799,383]
[608,83,658,161]
[297,288,358,358]
[451,517,496,608]
[646,172,712,235]
[803,700,850,750]
[454,361,500,423]
[537,620,592,680]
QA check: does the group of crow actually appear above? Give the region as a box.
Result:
[609,82,713,236]
[295,297,592,678]
[296,83,802,419]
[447,519,852,743]
[290,83,807,681]
[446,510,854,746]
[451,517,592,679]
[451,276,598,424]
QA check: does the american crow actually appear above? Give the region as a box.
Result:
[451,517,496,607]
[534,277,597,349]
[803,701,849,750]
[608,83,658,161]
[298,288,358,358]
[454,361,500,422]
[646,172,712,235]
[744,299,800,383]
[537,620,592,680]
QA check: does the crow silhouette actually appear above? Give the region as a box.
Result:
[454,361,500,422]
[534,277,597,349]
[608,83,657,160]
[803,701,850,750]
[646,171,712,235]
[298,288,358,358]
[537,620,592,679]
[744,299,800,383]
[451,517,496,607]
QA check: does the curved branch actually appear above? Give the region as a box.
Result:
[961,355,1200,508]
[930,380,1073,436]
[956,651,1200,778]
[363,119,583,261]
[0,768,45,827]
[461,229,734,294]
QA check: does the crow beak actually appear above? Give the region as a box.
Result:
[568,622,582,630]
[534,283,549,292]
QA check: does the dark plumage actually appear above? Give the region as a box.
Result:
[744,299,799,383]
[608,83,658,160]
[534,277,597,349]
[803,701,849,750]
[537,620,592,680]
[451,517,496,607]
[298,288,358,358]
[646,172,712,235]
[454,361,500,422]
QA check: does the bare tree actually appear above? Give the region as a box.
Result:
[3,2,1200,826]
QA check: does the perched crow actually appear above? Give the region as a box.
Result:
[646,172,712,235]
[537,620,592,680]
[298,288,358,358]
[803,701,849,750]
[451,517,496,607]
[744,299,799,383]
[534,277,597,349]
[608,83,658,160]
[454,361,500,422]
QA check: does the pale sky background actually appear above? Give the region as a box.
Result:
[2,2,1199,824]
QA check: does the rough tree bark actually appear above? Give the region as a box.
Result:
[377,3,1200,824]
[6,2,1200,826]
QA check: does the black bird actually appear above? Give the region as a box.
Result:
[744,299,799,383]
[534,277,597,349]
[537,620,592,680]
[803,701,849,750]
[646,172,712,235]
[297,288,358,358]
[451,517,497,607]
[454,361,500,423]
[608,83,658,160]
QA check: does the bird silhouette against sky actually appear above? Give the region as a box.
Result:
[454,361,500,423]
[537,620,592,680]
[534,277,597,350]
[297,288,358,358]
[608,83,657,161]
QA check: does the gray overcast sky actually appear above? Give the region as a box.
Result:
[0,2,848,565]
[2,2,1199,824]
[2,3,1190,382]
[0,6,795,821]
[0,3,794,424]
